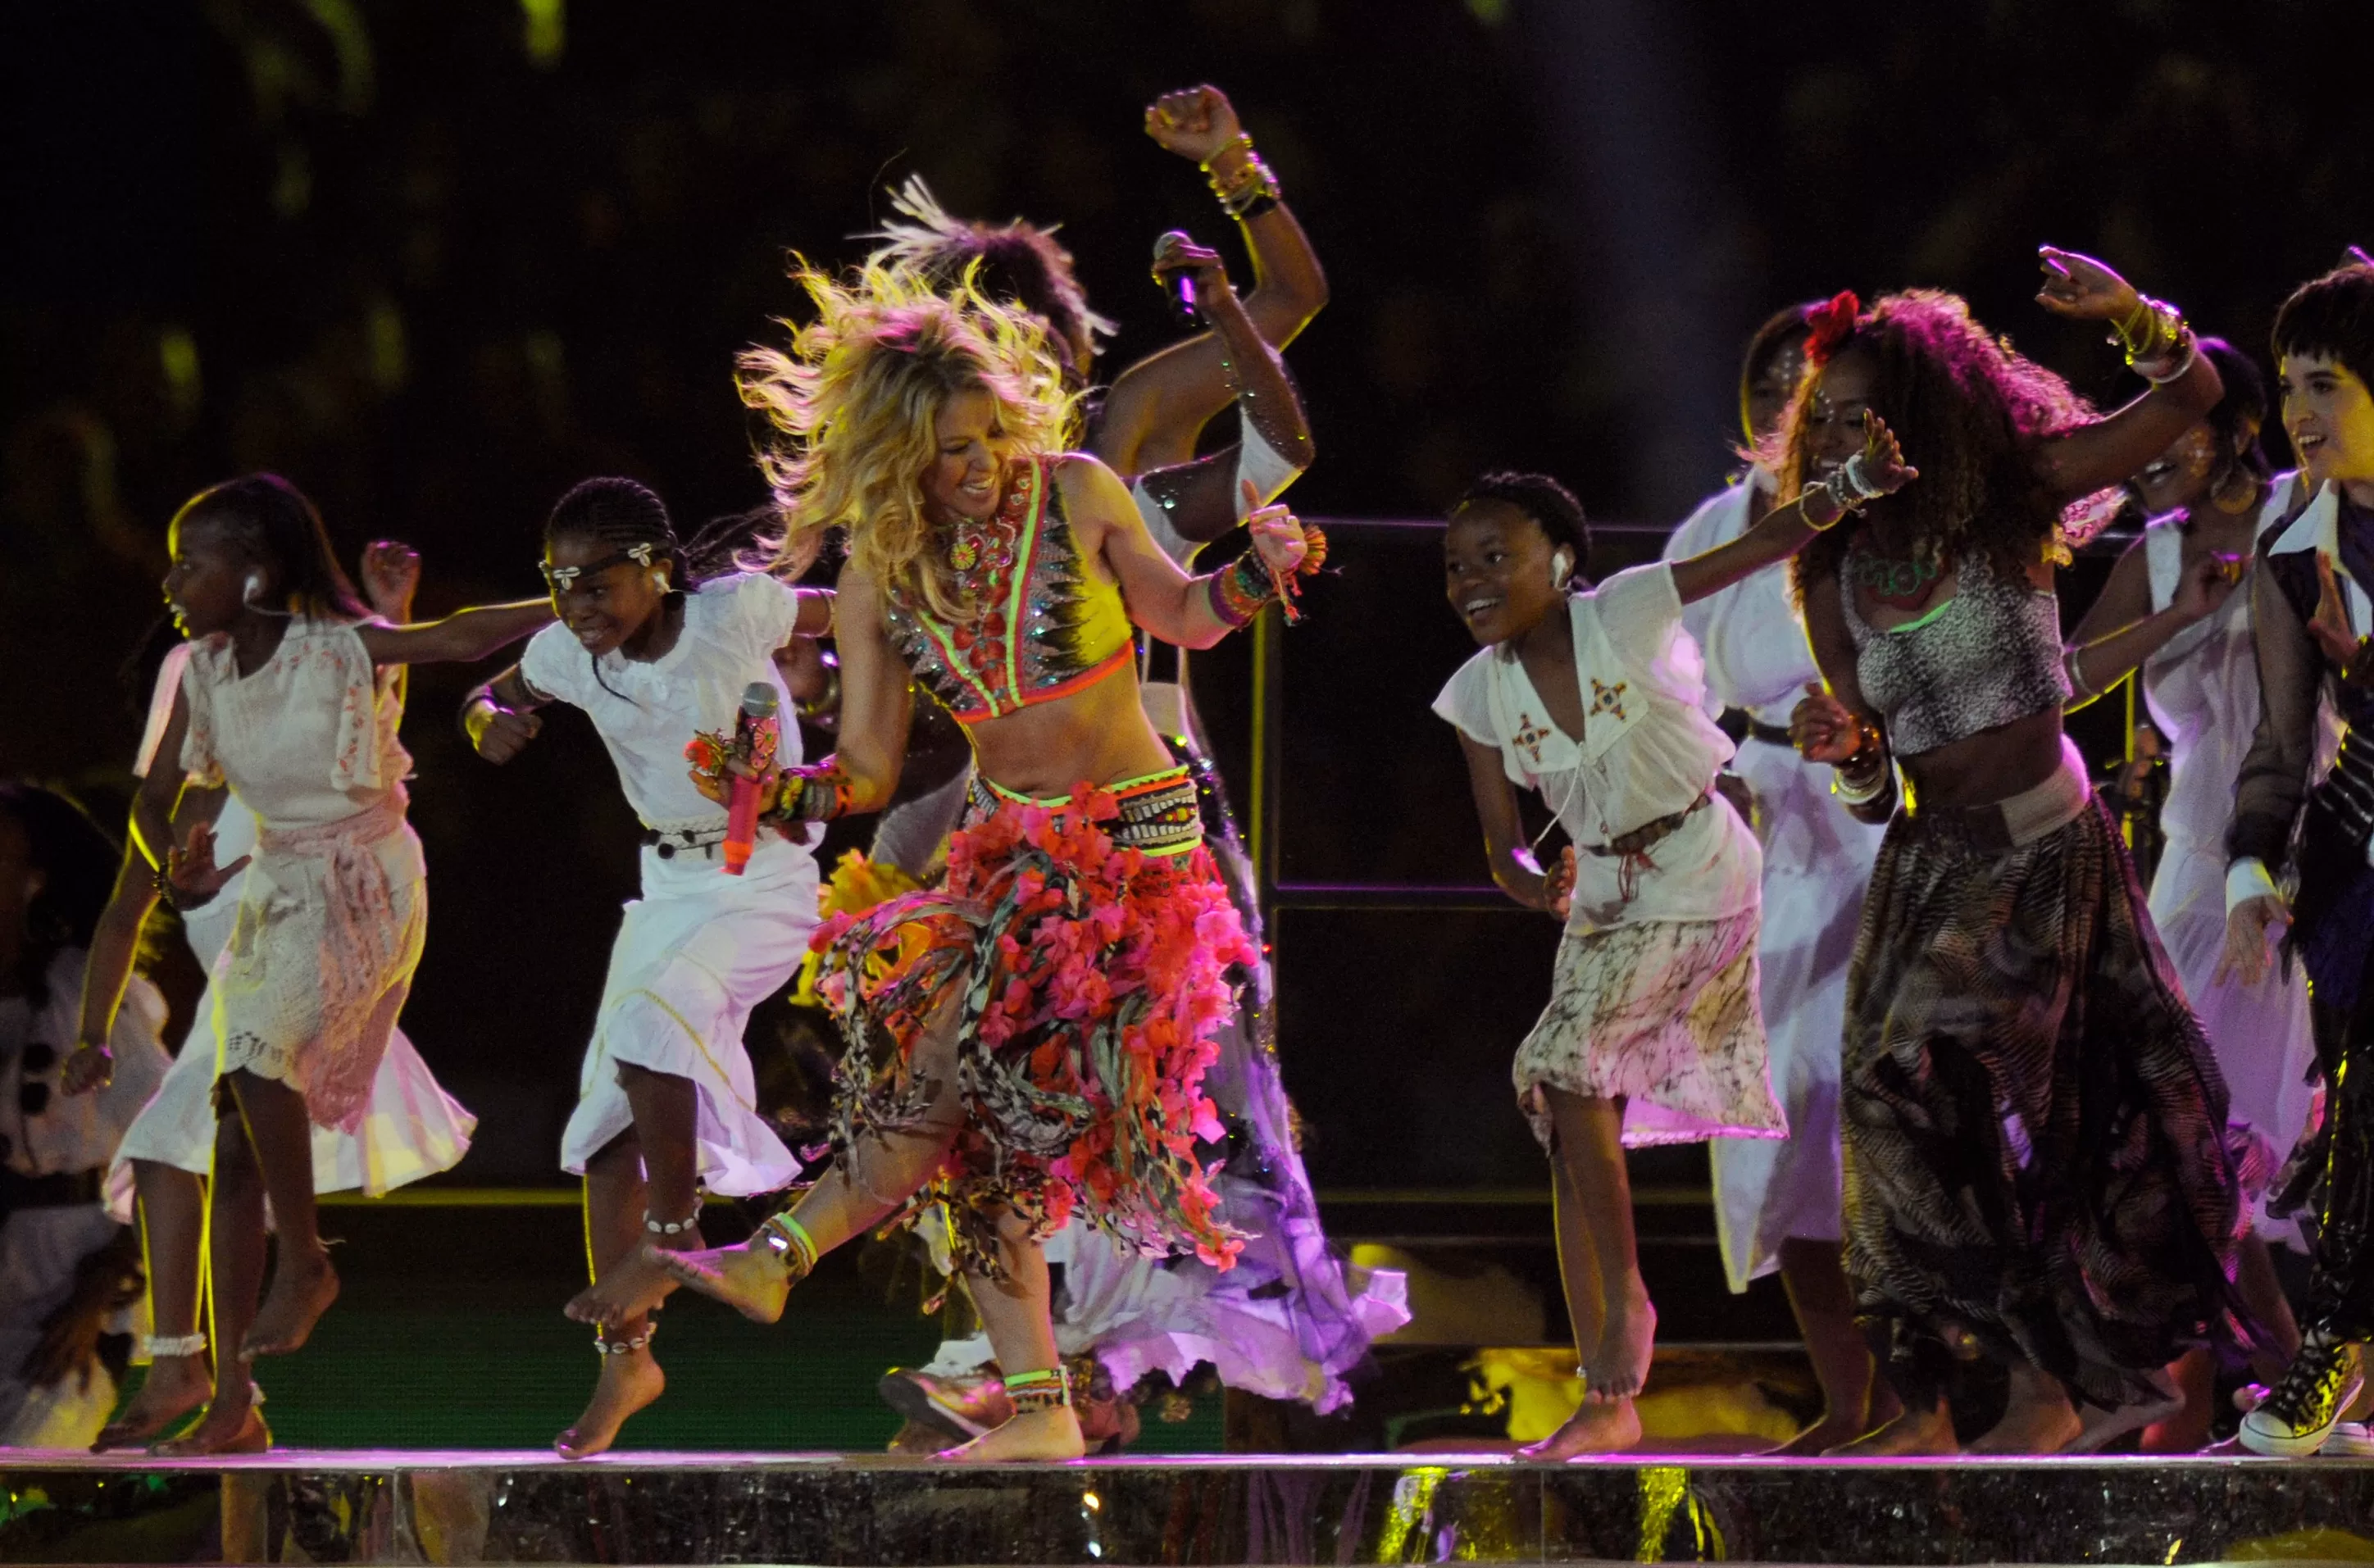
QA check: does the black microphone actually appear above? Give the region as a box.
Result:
[1153,230,1199,328]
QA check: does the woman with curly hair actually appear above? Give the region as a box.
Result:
[1786,252,2253,1454]
[654,261,1320,1462]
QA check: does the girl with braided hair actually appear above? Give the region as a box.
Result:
[653,260,1320,1462]
[1785,253,2254,1455]
[458,476,834,1458]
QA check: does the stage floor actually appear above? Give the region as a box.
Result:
[6,1448,2374,1565]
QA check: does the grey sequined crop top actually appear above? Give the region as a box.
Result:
[1840,547,2069,757]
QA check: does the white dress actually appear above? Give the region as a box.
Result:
[1434,562,1781,1150]
[179,618,425,1130]
[0,950,170,1448]
[1662,474,1887,1291]
[109,643,475,1215]
[520,574,817,1195]
[2140,487,2319,1245]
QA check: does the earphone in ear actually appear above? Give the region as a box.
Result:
[243,570,266,606]
[1549,549,1573,589]
[648,570,669,593]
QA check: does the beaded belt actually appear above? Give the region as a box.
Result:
[639,824,730,860]
[969,766,1205,858]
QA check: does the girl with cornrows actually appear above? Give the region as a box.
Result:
[1438,426,1915,1458]
[68,473,551,1457]
[457,477,834,1459]
[653,261,1320,1462]
[1787,253,2253,1456]
[2062,339,2312,1448]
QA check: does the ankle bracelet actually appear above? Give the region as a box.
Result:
[1003,1366,1074,1416]
[644,1208,702,1237]
[757,1213,818,1278]
[595,1325,655,1356]
[142,1332,208,1359]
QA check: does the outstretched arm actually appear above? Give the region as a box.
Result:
[355,599,553,667]
[2029,247,2224,502]
[1668,412,1917,607]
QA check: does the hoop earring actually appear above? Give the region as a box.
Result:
[2210,463,2259,516]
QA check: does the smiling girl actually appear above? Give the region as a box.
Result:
[2222,260,2374,1457]
[1435,416,1914,1458]
[66,473,550,1455]
[457,476,833,1459]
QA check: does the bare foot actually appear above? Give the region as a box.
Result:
[1580,1281,1657,1402]
[1765,1411,1871,1457]
[1826,1400,1958,1457]
[940,1407,1087,1461]
[565,1242,683,1327]
[555,1345,665,1460]
[655,1238,793,1324]
[151,1386,271,1457]
[93,1352,211,1451]
[240,1248,339,1358]
[1964,1364,2083,1455]
[1517,1398,1641,1459]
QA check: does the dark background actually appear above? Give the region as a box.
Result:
[7,0,2374,1186]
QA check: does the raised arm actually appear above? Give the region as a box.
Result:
[2062,535,2242,710]
[1067,457,1316,649]
[354,598,553,667]
[2029,248,2224,502]
[1457,733,1571,917]
[1097,87,1326,479]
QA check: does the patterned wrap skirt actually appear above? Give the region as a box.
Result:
[1841,743,2249,1408]
[810,766,1255,1279]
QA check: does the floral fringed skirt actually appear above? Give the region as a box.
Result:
[1843,761,2252,1411]
[809,766,1255,1278]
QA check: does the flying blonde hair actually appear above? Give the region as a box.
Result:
[740,256,1080,623]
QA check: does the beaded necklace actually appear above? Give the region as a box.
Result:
[944,467,1026,577]
[1853,536,1943,611]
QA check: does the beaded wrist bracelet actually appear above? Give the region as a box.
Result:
[1204,553,1276,629]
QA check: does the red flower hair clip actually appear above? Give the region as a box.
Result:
[1803,290,1862,366]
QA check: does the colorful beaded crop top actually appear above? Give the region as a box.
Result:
[880,454,1136,723]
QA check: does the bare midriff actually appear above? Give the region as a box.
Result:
[962,655,1178,799]
[1898,707,2067,810]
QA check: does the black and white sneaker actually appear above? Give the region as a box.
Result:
[2240,1333,2364,1457]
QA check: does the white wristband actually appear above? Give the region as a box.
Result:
[2224,857,2280,916]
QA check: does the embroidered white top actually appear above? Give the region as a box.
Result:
[179,617,408,829]
[1433,562,1762,932]
[519,573,809,834]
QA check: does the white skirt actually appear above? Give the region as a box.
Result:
[1513,910,1783,1150]
[1709,743,1883,1290]
[108,1025,475,1220]
[559,835,816,1195]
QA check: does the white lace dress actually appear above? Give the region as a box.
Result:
[2140,490,2319,1244]
[1434,564,1783,1150]
[179,618,425,1131]
[111,642,474,1209]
